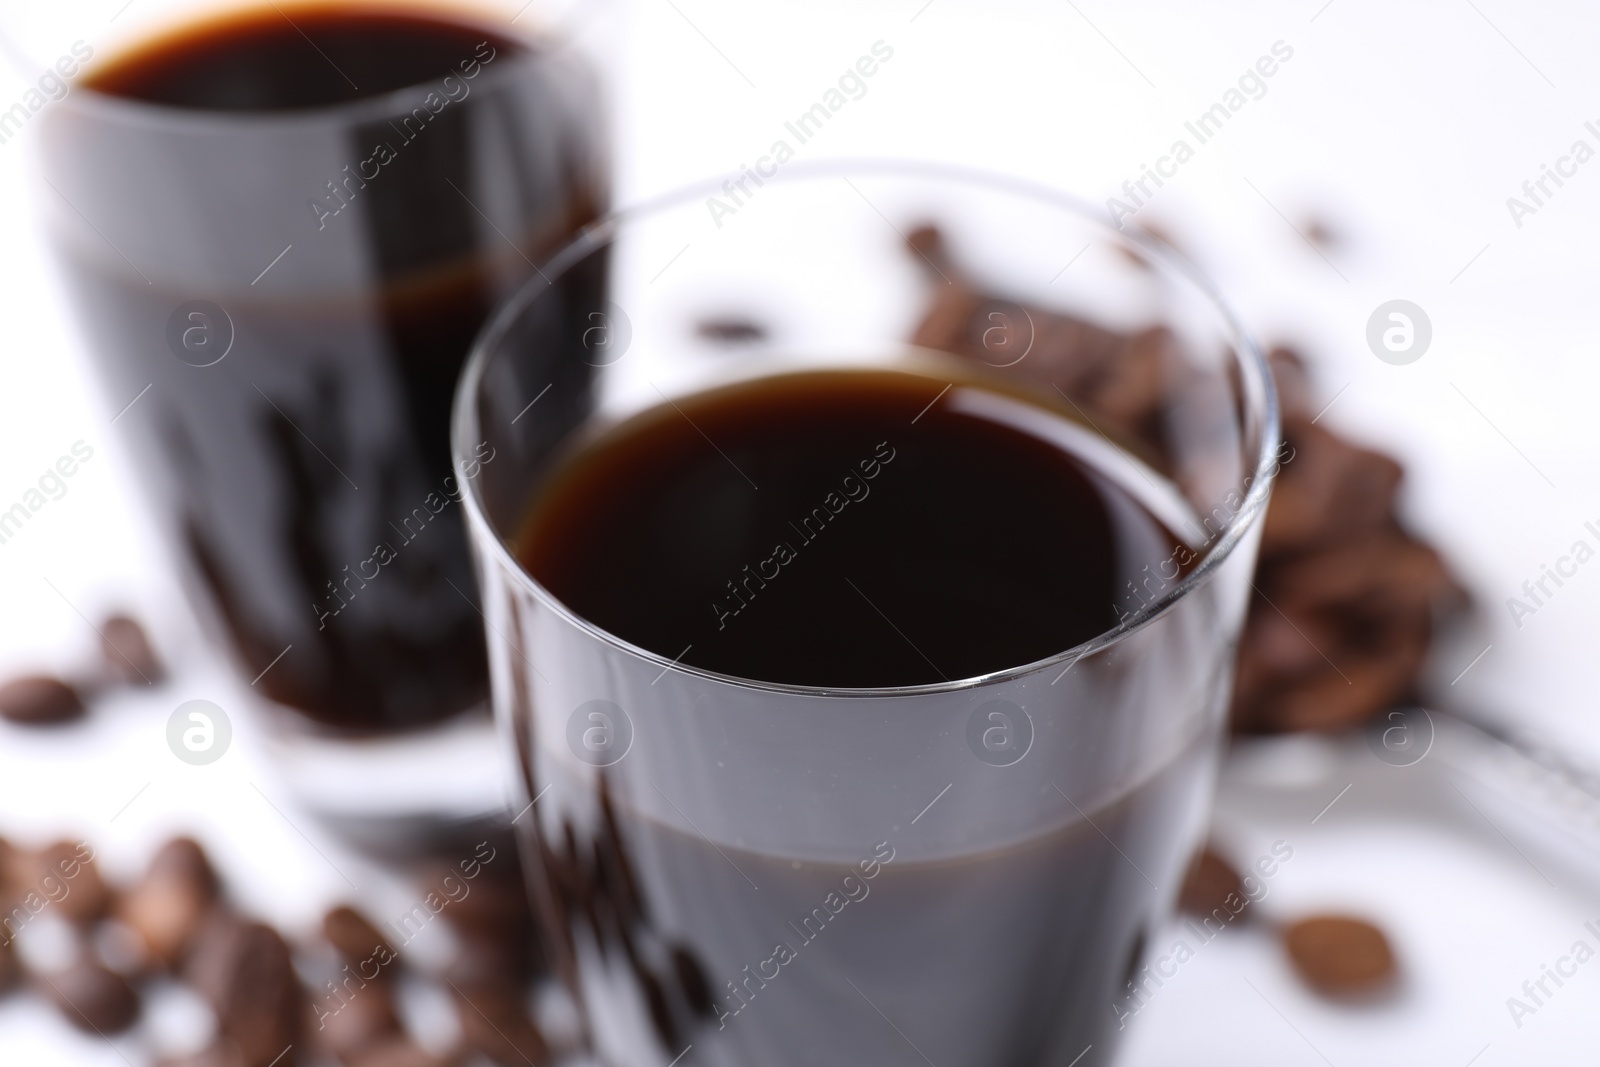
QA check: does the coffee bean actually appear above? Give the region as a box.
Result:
[317,978,401,1059]
[444,935,524,994]
[0,930,19,993]
[695,317,768,344]
[1283,915,1397,995]
[453,984,548,1067]
[670,943,715,1016]
[1177,845,1247,921]
[345,1035,462,1067]
[120,838,219,966]
[323,906,398,978]
[100,613,165,685]
[155,1046,248,1067]
[0,674,85,726]
[185,916,302,1066]
[39,960,140,1033]
[26,840,112,924]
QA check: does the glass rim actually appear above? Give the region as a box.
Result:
[452,158,1282,699]
[57,5,549,132]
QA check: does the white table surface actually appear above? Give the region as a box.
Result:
[1,0,1598,1063]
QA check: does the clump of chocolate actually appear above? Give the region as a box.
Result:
[905,226,1467,735]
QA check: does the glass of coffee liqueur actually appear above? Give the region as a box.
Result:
[454,162,1279,1066]
[39,2,604,843]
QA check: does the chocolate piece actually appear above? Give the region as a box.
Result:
[1283,915,1396,994]
[99,613,165,684]
[1177,845,1246,920]
[0,674,85,725]
[39,960,141,1033]
[185,916,302,1066]
[119,837,219,966]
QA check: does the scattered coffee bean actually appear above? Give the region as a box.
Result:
[38,960,141,1033]
[0,674,85,726]
[0,931,18,993]
[346,1035,461,1067]
[99,613,165,685]
[695,317,768,344]
[1303,216,1339,250]
[904,226,1467,738]
[445,934,527,1002]
[22,839,112,924]
[454,986,549,1067]
[185,916,302,1066]
[155,1046,247,1067]
[93,919,153,979]
[1283,915,1397,995]
[319,977,402,1058]
[670,943,715,1016]
[119,837,219,967]
[1177,845,1247,920]
[323,905,398,977]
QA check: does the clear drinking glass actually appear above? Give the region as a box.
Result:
[454,162,1278,1066]
[38,5,605,846]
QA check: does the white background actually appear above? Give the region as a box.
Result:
[0,0,1598,1063]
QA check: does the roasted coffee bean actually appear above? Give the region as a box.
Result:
[318,979,402,1059]
[119,837,219,966]
[670,943,715,1016]
[444,933,526,999]
[345,1035,461,1067]
[1303,216,1339,250]
[28,840,111,924]
[99,613,165,684]
[454,986,549,1067]
[39,960,140,1033]
[1284,915,1397,995]
[695,317,768,344]
[185,916,302,1066]
[155,1046,248,1067]
[0,931,18,993]
[0,674,85,726]
[636,963,680,1051]
[1267,345,1314,420]
[323,906,398,977]
[1233,530,1459,734]
[1177,846,1247,920]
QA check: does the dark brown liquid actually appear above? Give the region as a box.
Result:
[517,368,1184,688]
[528,746,1208,1067]
[63,8,597,730]
[85,6,511,110]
